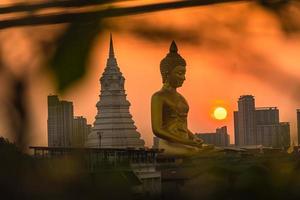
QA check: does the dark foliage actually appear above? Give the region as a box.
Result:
[49,20,102,91]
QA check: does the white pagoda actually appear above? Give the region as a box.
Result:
[86,35,145,148]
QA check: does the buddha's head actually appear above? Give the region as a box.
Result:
[160,41,186,88]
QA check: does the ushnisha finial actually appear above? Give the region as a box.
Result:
[169,40,178,53]
[109,33,115,58]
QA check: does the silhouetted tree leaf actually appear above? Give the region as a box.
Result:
[259,0,290,10]
[50,20,102,91]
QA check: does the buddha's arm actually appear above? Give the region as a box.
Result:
[151,94,200,147]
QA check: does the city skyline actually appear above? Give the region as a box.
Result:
[2,3,300,147]
[51,90,294,147]
[47,95,91,147]
[234,95,290,148]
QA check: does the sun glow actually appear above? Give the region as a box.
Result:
[213,107,227,120]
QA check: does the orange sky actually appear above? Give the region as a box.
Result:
[1,1,300,147]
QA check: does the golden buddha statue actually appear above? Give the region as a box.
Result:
[151,41,204,155]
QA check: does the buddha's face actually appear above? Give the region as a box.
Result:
[167,65,186,88]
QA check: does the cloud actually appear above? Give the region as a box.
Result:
[104,1,300,102]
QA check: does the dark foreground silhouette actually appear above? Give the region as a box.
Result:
[1,137,300,200]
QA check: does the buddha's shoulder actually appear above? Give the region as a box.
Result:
[151,90,169,100]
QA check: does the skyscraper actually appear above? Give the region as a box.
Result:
[234,95,290,148]
[233,111,239,146]
[235,95,257,146]
[86,35,145,148]
[279,122,290,148]
[72,116,92,147]
[196,126,230,147]
[47,95,74,147]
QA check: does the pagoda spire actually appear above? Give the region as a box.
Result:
[85,33,145,149]
[109,33,115,58]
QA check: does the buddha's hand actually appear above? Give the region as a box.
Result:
[187,136,203,149]
[193,137,204,144]
[184,138,202,148]
[188,131,203,146]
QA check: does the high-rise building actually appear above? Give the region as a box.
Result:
[72,116,92,147]
[278,122,290,148]
[256,107,279,125]
[47,95,74,147]
[196,126,230,147]
[234,95,290,148]
[86,35,145,148]
[297,109,300,145]
[233,111,239,146]
[216,126,230,146]
[235,95,257,146]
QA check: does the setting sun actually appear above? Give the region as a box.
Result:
[213,107,227,120]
